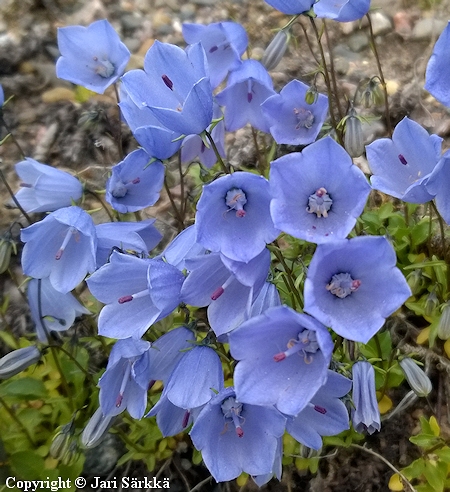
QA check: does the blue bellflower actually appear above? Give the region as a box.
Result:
[99,338,152,419]
[106,149,165,213]
[181,249,270,337]
[304,236,411,343]
[215,59,275,133]
[195,171,279,263]
[314,0,371,22]
[86,251,184,339]
[95,219,162,267]
[286,371,351,449]
[21,206,97,293]
[190,386,286,482]
[13,158,83,213]
[270,137,371,243]
[122,41,213,135]
[182,22,248,89]
[119,87,182,160]
[229,305,334,415]
[366,117,442,203]
[426,150,450,225]
[28,277,90,342]
[425,22,450,108]
[162,225,206,271]
[56,19,130,94]
[351,361,381,434]
[261,79,328,145]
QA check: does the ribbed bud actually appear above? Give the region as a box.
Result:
[406,269,423,294]
[424,290,439,317]
[0,233,16,274]
[81,407,115,448]
[344,109,365,158]
[50,423,73,460]
[438,302,450,340]
[261,29,289,71]
[305,85,318,105]
[0,346,41,379]
[361,78,385,108]
[399,357,432,397]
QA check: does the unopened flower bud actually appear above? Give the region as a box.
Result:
[344,109,365,158]
[0,346,41,379]
[50,422,74,460]
[438,302,450,340]
[399,357,432,397]
[305,85,318,105]
[406,269,423,294]
[362,78,384,108]
[81,407,115,448]
[261,29,289,71]
[424,290,439,317]
[351,361,381,435]
[0,239,13,274]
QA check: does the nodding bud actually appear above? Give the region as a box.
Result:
[0,345,41,379]
[81,407,115,449]
[399,357,432,397]
[261,29,289,71]
[424,290,439,317]
[50,422,74,461]
[0,236,15,275]
[438,302,450,340]
[344,109,365,158]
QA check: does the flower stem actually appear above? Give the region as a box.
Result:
[366,13,392,137]
[204,130,228,174]
[164,177,185,231]
[0,395,36,446]
[113,83,124,161]
[0,168,32,224]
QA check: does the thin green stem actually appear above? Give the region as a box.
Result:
[366,13,392,136]
[204,130,228,173]
[430,200,449,296]
[164,177,184,231]
[251,127,266,175]
[113,83,124,160]
[84,188,115,221]
[272,242,303,308]
[0,395,36,446]
[309,18,342,143]
[178,152,186,223]
[0,116,26,159]
[0,168,32,224]
[49,345,96,385]
[350,444,416,492]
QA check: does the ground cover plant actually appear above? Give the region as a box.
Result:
[1,0,450,490]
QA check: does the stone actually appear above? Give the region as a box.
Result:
[411,18,447,41]
[347,32,369,52]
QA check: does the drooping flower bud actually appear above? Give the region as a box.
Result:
[438,302,450,340]
[424,290,439,317]
[81,407,115,448]
[361,78,385,109]
[50,422,74,461]
[351,361,381,434]
[344,108,365,158]
[0,233,16,274]
[399,357,432,397]
[261,29,289,71]
[406,269,423,294]
[0,346,41,379]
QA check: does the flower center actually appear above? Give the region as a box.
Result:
[221,396,244,438]
[294,107,314,129]
[224,188,247,218]
[273,329,319,364]
[118,289,149,304]
[110,177,141,199]
[326,272,361,299]
[93,57,115,78]
[307,187,332,218]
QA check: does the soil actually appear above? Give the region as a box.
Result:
[1,0,450,490]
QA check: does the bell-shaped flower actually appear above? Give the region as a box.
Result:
[0,345,41,379]
[13,158,83,213]
[56,19,130,94]
[181,104,225,168]
[99,338,152,419]
[304,236,411,343]
[21,206,97,293]
[182,22,248,89]
[263,0,315,15]
[366,117,442,203]
[249,281,281,318]
[121,41,213,135]
[314,0,371,22]
[229,305,334,415]
[190,386,286,482]
[215,59,275,132]
[105,149,165,214]
[95,219,162,266]
[286,371,351,449]
[28,277,90,342]
[351,361,380,434]
[181,249,270,337]
[119,88,182,160]
[86,251,184,339]
[270,137,370,244]
[261,79,328,145]
[425,22,450,108]
[195,171,279,263]
[252,438,283,487]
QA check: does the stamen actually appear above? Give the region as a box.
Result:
[294,107,315,130]
[273,330,319,362]
[247,79,253,103]
[307,187,332,218]
[225,188,247,218]
[118,295,133,304]
[117,289,149,304]
[221,397,245,438]
[326,272,361,298]
[55,227,77,260]
[94,58,115,78]
[398,154,407,165]
[211,287,224,301]
[314,405,327,414]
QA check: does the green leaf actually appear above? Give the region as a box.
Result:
[10,450,45,480]
[411,221,430,249]
[423,460,446,492]
[409,434,440,448]
[0,378,48,399]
